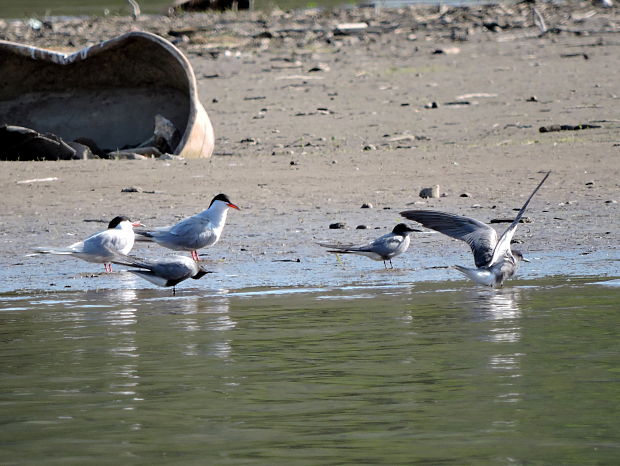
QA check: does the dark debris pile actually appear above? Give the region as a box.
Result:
[0,1,618,54]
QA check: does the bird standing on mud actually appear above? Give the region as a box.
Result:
[33,216,144,272]
[401,171,550,287]
[135,193,239,261]
[319,223,418,269]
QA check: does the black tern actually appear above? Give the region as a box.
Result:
[135,193,239,261]
[401,172,550,287]
[319,223,418,269]
[111,254,211,294]
[34,216,143,272]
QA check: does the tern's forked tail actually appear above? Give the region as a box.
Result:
[453,265,497,287]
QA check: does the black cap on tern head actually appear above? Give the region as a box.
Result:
[209,193,240,210]
[108,216,131,229]
[210,193,232,206]
[392,223,418,235]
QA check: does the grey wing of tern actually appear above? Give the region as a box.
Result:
[399,210,497,267]
[488,171,550,266]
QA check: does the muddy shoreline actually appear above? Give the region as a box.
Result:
[1,2,618,292]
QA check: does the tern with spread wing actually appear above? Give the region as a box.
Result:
[135,193,239,261]
[401,172,550,287]
[319,223,418,269]
[34,216,143,272]
[111,254,211,294]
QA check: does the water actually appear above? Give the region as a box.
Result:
[1,276,619,464]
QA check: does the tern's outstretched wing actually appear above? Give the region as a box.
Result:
[400,210,497,267]
[489,171,550,266]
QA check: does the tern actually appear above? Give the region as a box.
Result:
[319,223,418,269]
[401,171,550,287]
[111,254,211,294]
[135,193,240,261]
[34,216,143,272]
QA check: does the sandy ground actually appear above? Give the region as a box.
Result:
[0,3,618,292]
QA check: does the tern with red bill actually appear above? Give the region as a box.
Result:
[401,172,550,287]
[135,193,240,260]
[33,216,144,272]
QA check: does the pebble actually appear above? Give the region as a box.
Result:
[121,186,143,193]
[308,63,330,72]
[361,203,373,209]
[460,193,471,197]
[356,225,368,229]
[424,102,439,109]
[419,185,441,199]
[329,222,347,229]
[363,144,377,151]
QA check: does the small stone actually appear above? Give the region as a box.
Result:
[425,102,439,109]
[121,186,143,193]
[356,225,368,229]
[109,151,147,160]
[363,144,377,151]
[585,181,595,186]
[419,185,441,199]
[460,193,471,197]
[308,63,330,72]
[159,153,184,161]
[361,203,373,209]
[526,96,539,102]
[605,200,617,204]
[329,222,346,229]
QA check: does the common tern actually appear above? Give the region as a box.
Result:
[401,171,550,287]
[135,193,240,261]
[319,223,418,269]
[111,254,211,294]
[34,216,143,272]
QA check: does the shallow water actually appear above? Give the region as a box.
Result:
[1,276,619,464]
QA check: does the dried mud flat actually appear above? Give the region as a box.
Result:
[0,2,618,291]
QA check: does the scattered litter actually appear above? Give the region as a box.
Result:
[334,23,368,35]
[490,217,532,224]
[539,124,601,133]
[456,93,498,99]
[16,177,58,184]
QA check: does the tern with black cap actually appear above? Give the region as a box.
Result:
[135,193,240,261]
[319,223,418,269]
[111,254,211,295]
[33,216,144,272]
[401,172,550,287]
